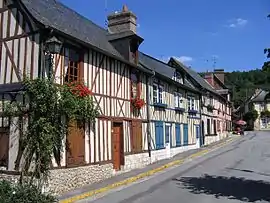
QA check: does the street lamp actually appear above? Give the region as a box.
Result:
[45,36,62,54]
[44,36,63,79]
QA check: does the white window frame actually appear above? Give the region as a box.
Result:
[174,92,183,108]
[153,83,164,104]
[187,96,195,110]
[174,71,183,83]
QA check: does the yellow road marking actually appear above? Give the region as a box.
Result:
[59,137,237,203]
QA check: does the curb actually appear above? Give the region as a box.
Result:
[59,137,238,203]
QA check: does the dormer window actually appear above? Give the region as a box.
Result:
[174,71,183,83]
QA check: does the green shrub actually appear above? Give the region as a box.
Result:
[0,180,56,203]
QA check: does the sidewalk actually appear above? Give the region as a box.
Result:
[59,135,240,203]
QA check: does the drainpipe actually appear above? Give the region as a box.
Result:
[146,70,155,158]
[199,92,203,147]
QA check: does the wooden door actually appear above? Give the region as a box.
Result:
[112,122,123,170]
[0,128,9,167]
[66,120,85,167]
[131,121,142,153]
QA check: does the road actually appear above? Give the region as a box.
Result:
[79,131,270,203]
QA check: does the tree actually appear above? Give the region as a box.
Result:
[243,110,258,122]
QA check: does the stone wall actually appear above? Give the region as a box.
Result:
[48,163,113,195]
[204,132,228,145]
[0,163,113,196]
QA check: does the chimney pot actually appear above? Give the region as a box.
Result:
[122,5,128,12]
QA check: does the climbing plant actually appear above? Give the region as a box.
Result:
[3,78,99,187]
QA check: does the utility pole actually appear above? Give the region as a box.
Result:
[104,0,108,27]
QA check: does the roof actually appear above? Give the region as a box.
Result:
[20,0,123,58]
[250,90,269,102]
[169,57,220,95]
[138,52,200,93]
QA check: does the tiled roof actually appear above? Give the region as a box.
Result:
[21,0,123,58]
[139,52,199,93]
[170,57,219,95]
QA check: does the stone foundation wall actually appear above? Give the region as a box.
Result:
[0,163,113,196]
[205,132,228,145]
[48,163,113,195]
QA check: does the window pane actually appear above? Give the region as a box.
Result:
[159,91,162,104]
[174,93,178,107]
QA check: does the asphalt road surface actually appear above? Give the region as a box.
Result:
[79,131,270,203]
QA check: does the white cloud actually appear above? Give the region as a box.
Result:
[227,18,248,28]
[173,56,193,63]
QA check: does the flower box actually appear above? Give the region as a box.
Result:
[153,103,167,108]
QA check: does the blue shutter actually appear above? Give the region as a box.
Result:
[183,124,188,146]
[196,125,200,139]
[160,122,164,148]
[175,123,181,147]
[155,121,164,149]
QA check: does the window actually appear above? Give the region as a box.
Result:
[174,92,183,108]
[209,96,213,106]
[187,96,195,110]
[207,119,211,135]
[214,120,217,135]
[64,48,81,83]
[131,70,140,99]
[174,71,183,83]
[153,83,164,104]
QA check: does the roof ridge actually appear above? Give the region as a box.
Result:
[140,52,172,68]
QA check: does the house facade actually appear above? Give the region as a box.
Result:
[249,89,270,130]
[139,52,202,162]
[168,58,232,146]
[0,0,231,196]
[0,0,154,195]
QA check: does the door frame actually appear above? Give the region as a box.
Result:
[112,122,124,171]
[165,123,172,148]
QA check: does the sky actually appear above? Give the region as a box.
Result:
[59,0,270,72]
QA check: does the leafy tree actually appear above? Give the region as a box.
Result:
[243,110,258,122]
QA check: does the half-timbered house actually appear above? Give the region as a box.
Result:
[168,57,232,146]
[139,52,202,162]
[0,0,156,194]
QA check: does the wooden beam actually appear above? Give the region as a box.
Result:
[91,54,105,91]
[0,30,39,42]
[3,41,22,81]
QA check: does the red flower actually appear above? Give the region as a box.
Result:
[131,97,145,109]
[66,82,92,98]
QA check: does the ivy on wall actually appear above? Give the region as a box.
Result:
[3,78,99,186]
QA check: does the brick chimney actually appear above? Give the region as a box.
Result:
[214,69,225,84]
[106,5,143,65]
[204,72,214,86]
[107,5,137,34]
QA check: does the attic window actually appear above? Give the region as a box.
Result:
[174,71,183,83]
